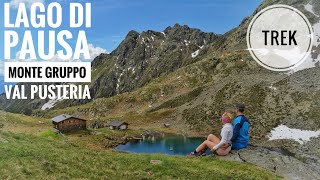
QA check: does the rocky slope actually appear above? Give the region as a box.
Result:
[3,0,319,114]
[221,146,320,179]
[89,24,221,99]
[1,0,320,178]
[4,0,320,145]
[33,0,320,178]
[0,24,223,113]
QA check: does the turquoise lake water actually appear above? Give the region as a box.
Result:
[115,136,211,156]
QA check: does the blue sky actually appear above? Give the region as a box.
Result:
[0,0,263,61]
[90,0,263,51]
[0,0,262,93]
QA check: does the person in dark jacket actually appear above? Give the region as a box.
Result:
[230,103,250,150]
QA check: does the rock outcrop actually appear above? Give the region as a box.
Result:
[219,146,320,179]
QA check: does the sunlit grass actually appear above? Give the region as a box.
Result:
[0,131,280,179]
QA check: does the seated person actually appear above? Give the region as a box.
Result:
[229,103,250,150]
[188,112,233,156]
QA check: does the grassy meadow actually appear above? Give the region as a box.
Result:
[0,111,280,179]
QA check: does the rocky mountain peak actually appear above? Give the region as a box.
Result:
[86,24,225,101]
[164,24,219,47]
[112,30,140,56]
[107,24,221,65]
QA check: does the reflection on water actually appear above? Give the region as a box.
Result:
[115,136,211,155]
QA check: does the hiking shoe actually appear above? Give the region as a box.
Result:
[187,152,199,156]
[187,151,206,157]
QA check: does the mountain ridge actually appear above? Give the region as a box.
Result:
[0,23,225,113]
[1,0,319,115]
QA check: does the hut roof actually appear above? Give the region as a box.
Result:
[108,121,128,127]
[51,114,86,123]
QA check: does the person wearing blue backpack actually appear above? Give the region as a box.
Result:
[229,103,250,150]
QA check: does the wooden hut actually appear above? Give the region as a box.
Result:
[108,121,128,130]
[51,114,87,133]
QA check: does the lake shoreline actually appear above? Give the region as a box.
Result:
[113,131,320,179]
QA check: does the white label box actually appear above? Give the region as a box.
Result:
[4,62,91,82]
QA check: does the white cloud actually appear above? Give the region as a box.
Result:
[11,44,108,62]
[13,51,36,62]
[0,61,4,76]
[10,0,45,9]
[87,44,108,60]
[49,44,108,61]
[48,54,70,62]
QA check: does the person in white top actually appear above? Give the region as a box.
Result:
[188,112,234,156]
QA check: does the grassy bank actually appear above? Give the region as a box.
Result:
[0,131,279,179]
[0,110,279,179]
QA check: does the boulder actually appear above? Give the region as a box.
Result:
[218,146,320,179]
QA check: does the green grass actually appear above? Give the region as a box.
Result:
[0,131,279,180]
[0,107,279,179]
[95,128,142,137]
[0,111,50,134]
[150,87,203,112]
[38,130,61,140]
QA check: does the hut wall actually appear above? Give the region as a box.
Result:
[56,118,86,132]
